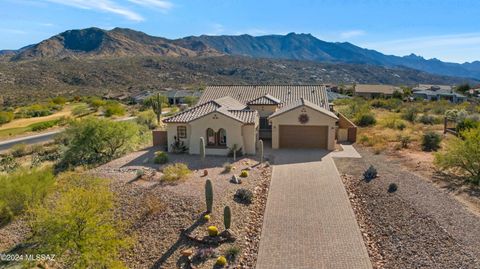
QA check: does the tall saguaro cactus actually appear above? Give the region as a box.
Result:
[200,137,206,161]
[150,93,163,125]
[223,206,231,230]
[205,179,213,213]
[258,139,264,163]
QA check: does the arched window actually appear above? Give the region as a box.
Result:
[206,128,215,146]
[218,128,227,145]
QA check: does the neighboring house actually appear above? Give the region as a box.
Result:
[354,84,403,98]
[131,90,156,104]
[165,89,202,105]
[163,85,341,156]
[412,84,466,103]
[103,92,130,101]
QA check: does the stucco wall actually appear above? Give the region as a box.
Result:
[167,123,191,152]
[248,105,278,117]
[270,106,337,150]
[242,124,257,155]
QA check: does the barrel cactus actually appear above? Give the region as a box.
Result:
[223,206,231,230]
[207,226,219,236]
[205,179,213,213]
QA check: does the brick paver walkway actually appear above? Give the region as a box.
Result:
[256,149,372,269]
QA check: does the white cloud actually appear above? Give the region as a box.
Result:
[44,0,144,21]
[362,32,480,63]
[339,30,365,39]
[127,0,172,10]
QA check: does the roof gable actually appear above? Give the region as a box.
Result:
[247,94,282,105]
[268,98,338,120]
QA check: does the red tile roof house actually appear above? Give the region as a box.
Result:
[163,85,352,156]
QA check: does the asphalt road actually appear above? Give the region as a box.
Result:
[0,116,137,152]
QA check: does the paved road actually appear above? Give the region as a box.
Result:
[0,116,137,152]
[256,149,372,269]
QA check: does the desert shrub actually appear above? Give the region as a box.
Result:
[30,119,59,131]
[207,226,219,236]
[136,110,158,129]
[355,112,376,126]
[0,155,19,173]
[392,90,403,99]
[398,135,411,148]
[154,151,169,164]
[10,143,28,157]
[0,167,54,226]
[418,114,435,125]
[19,103,54,118]
[456,118,479,134]
[234,188,253,204]
[161,163,191,182]
[421,131,441,151]
[72,103,91,116]
[363,165,377,181]
[388,183,398,193]
[88,97,107,110]
[435,127,480,184]
[29,173,131,268]
[51,96,67,105]
[395,120,406,130]
[104,101,125,117]
[239,170,249,178]
[383,117,406,130]
[370,98,402,110]
[143,194,165,216]
[224,245,241,261]
[358,135,371,146]
[223,162,233,173]
[402,106,418,122]
[370,99,388,109]
[0,111,14,125]
[57,117,141,169]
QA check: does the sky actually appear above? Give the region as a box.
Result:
[1,0,480,63]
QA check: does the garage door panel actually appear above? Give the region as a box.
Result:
[279,125,328,149]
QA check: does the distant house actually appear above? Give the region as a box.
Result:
[165,89,202,105]
[354,84,402,99]
[412,84,466,103]
[131,90,156,104]
[102,92,130,101]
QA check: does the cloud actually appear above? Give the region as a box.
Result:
[207,23,225,35]
[339,30,365,39]
[127,0,172,10]
[0,28,27,34]
[363,32,480,63]
[44,0,144,21]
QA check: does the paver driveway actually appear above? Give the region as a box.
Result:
[256,149,372,269]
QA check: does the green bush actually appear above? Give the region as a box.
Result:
[19,104,54,118]
[422,131,441,151]
[57,117,141,169]
[136,110,158,129]
[418,114,435,125]
[456,118,479,134]
[0,111,14,125]
[402,107,418,122]
[435,127,480,184]
[10,143,28,157]
[154,151,168,164]
[161,163,191,182]
[104,101,125,117]
[0,155,19,173]
[0,167,55,226]
[29,173,131,268]
[355,112,376,126]
[398,135,411,148]
[29,119,59,131]
[51,96,67,105]
[88,97,107,110]
[72,103,91,116]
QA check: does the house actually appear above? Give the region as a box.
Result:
[165,89,202,105]
[412,84,466,103]
[131,90,156,104]
[354,84,403,98]
[163,85,343,156]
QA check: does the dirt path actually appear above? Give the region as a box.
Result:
[335,146,480,268]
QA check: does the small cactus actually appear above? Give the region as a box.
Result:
[240,170,248,178]
[204,214,211,221]
[223,206,231,230]
[363,165,377,182]
[207,226,219,236]
[216,256,227,266]
[205,179,213,213]
[232,144,237,161]
[259,139,264,163]
[200,137,206,161]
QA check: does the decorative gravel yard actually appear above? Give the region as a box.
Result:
[93,147,272,269]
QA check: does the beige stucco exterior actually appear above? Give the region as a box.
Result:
[269,105,337,150]
[167,112,258,156]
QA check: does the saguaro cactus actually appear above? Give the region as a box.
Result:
[258,139,264,163]
[200,137,206,161]
[149,93,163,125]
[232,144,237,161]
[205,179,213,213]
[223,206,231,230]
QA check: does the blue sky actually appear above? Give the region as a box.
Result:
[1,0,480,63]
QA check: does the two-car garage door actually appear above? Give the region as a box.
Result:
[279,125,328,149]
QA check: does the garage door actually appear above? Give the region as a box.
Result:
[279,125,328,149]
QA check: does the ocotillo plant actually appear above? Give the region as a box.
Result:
[200,137,206,161]
[205,179,213,213]
[258,139,264,163]
[223,206,231,230]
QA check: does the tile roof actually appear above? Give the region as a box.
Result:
[268,98,338,120]
[198,85,330,110]
[247,94,282,105]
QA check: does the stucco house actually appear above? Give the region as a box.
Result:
[354,84,403,99]
[163,85,341,155]
[412,84,466,103]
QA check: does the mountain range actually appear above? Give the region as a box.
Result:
[2,27,480,80]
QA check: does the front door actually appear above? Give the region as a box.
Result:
[259,117,272,140]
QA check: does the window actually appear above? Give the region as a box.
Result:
[206,128,216,146]
[177,126,187,139]
[218,128,227,145]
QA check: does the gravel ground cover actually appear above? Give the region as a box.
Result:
[335,146,480,269]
